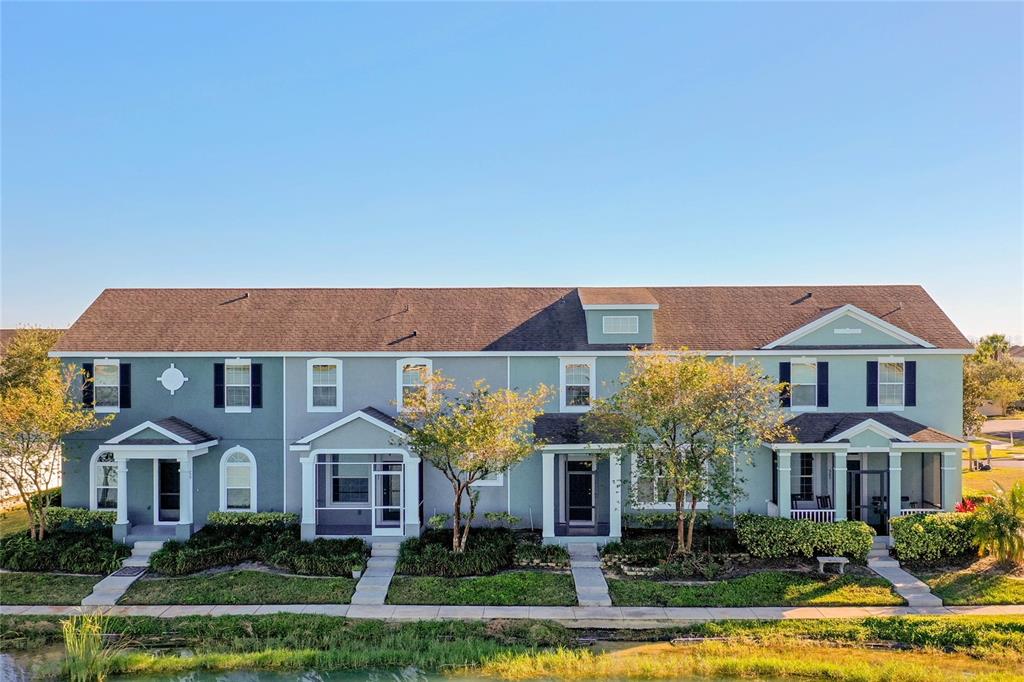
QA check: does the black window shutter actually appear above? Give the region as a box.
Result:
[251,363,263,408]
[817,361,829,407]
[905,361,917,407]
[82,362,94,406]
[778,362,791,408]
[119,363,132,409]
[866,361,878,407]
[214,363,225,408]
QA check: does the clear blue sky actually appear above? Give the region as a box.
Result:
[2,2,1021,341]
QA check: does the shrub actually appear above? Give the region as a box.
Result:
[0,531,130,574]
[513,541,570,567]
[625,511,712,531]
[206,511,299,528]
[602,537,674,567]
[427,514,450,530]
[396,528,517,577]
[484,512,521,528]
[43,507,116,533]
[889,512,976,562]
[734,514,874,561]
[972,483,1024,564]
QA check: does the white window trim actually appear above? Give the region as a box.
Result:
[789,357,817,413]
[877,356,905,412]
[396,357,432,412]
[559,356,596,413]
[89,449,118,511]
[307,358,343,413]
[92,358,120,414]
[224,358,252,414]
[219,446,257,512]
[602,315,640,335]
[629,451,709,511]
[470,471,505,487]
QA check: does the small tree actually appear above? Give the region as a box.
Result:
[585,349,791,554]
[974,334,1012,362]
[962,361,987,438]
[973,482,1024,565]
[396,371,551,553]
[0,329,112,539]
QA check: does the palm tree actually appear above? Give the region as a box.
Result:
[973,482,1024,565]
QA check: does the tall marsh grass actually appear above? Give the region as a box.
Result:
[61,614,111,682]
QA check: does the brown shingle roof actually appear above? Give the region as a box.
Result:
[52,285,970,353]
[578,287,659,307]
[785,412,963,444]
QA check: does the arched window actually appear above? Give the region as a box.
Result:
[396,358,432,412]
[91,451,118,510]
[220,447,256,512]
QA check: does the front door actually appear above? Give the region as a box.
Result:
[156,459,180,524]
[566,459,595,526]
[372,463,403,535]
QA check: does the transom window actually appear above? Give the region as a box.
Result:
[397,358,432,411]
[560,357,595,412]
[307,359,342,412]
[225,360,251,412]
[220,448,256,512]
[790,361,817,410]
[93,360,120,412]
[93,452,117,510]
[879,360,905,409]
[602,315,639,334]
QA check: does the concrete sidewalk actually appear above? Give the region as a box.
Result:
[4,603,1022,627]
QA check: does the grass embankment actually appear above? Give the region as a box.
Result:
[964,466,1024,496]
[480,640,1023,682]
[608,571,904,607]
[913,559,1024,605]
[387,571,576,606]
[120,570,357,605]
[3,614,1024,679]
[0,572,101,605]
[0,504,31,537]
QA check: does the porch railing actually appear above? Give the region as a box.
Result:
[789,509,836,523]
[898,508,943,517]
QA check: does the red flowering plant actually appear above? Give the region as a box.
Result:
[955,498,977,513]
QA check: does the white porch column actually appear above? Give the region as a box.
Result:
[941,449,962,510]
[777,450,792,518]
[833,451,848,521]
[178,455,193,526]
[888,451,902,519]
[300,455,316,526]
[115,457,129,526]
[405,456,421,533]
[542,451,555,539]
[609,453,622,538]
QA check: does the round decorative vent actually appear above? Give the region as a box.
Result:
[157,364,188,395]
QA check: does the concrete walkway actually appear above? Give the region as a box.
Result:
[568,543,611,606]
[350,541,398,605]
[81,540,165,607]
[866,538,942,607]
[4,603,1023,627]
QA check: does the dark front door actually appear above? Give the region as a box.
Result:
[566,460,595,525]
[847,460,862,521]
[847,466,889,534]
[157,459,181,523]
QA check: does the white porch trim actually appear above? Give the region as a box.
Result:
[290,410,407,452]
[762,304,936,349]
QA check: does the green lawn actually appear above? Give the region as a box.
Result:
[386,571,576,606]
[0,571,101,605]
[918,566,1024,605]
[120,570,357,605]
[608,571,904,607]
[963,466,1024,496]
[0,506,31,537]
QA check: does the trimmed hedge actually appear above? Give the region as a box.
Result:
[149,523,368,577]
[42,507,116,533]
[0,531,130,574]
[513,541,570,567]
[602,537,675,567]
[396,528,518,577]
[889,512,977,563]
[734,513,874,561]
[206,511,299,528]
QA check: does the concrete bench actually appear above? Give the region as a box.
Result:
[817,556,849,575]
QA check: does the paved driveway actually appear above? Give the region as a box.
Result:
[981,419,1024,438]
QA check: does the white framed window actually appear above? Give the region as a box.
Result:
[878,357,905,410]
[307,358,342,412]
[632,457,674,509]
[93,359,120,413]
[790,359,817,411]
[397,358,432,412]
[330,462,371,504]
[602,315,639,335]
[471,471,505,487]
[91,451,118,510]
[559,357,595,412]
[225,358,252,413]
[219,446,256,512]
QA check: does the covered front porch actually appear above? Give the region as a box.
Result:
[769,414,964,533]
[540,446,622,543]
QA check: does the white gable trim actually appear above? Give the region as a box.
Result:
[825,418,907,443]
[106,420,190,445]
[762,304,936,349]
[292,409,407,449]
